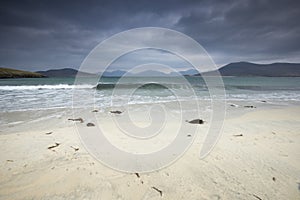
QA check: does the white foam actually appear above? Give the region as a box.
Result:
[0,84,94,90]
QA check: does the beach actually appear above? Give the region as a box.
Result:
[0,99,300,199]
[1,0,300,199]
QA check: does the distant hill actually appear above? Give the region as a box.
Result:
[8,62,299,78]
[36,68,198,78]
[102,69,199,77]
[131,70,170,77]
[178,69,199,76]
[37,68,95,77]
[0,67,45,78]
[102,70,127,77]
[199,62,300,77]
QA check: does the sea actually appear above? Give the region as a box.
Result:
[0,76,300,112]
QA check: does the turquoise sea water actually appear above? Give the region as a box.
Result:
[0,76,300,112]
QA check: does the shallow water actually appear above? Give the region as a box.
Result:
[0,76,300,112]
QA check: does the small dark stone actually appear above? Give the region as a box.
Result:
[110,110,122,114]
[187,119,204,124]
[86,123,95,127]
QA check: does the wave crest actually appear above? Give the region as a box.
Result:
[0,84,94,90]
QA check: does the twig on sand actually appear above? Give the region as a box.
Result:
[134,173,144,184]
[135,173,140,178]
[70,146,79,151]
[68,118,84,123]
[244,105,256,108]
[252,194,262,200]
[48,142,60,150]
[110,110,122,114]
[152,187,163,196]
[233,134,243,137]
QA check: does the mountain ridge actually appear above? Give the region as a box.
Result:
[3,62,300,78]
[199,62,300,77]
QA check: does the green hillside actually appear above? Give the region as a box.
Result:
[0,67,45,78]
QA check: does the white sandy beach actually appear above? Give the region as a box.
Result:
[0,101,300,199]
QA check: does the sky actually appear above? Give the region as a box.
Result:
[0,0,299,72]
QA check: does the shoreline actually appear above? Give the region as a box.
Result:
[1,99,299,133]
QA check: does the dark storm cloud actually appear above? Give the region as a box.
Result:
[176,0,300,64]
[0,0,299,71]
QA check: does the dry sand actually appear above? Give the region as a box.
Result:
[0,102,300,199]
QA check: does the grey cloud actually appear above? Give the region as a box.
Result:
[175,0,300,65]
[0,0,299,71]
